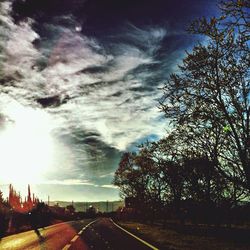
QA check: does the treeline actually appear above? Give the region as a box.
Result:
[114,0,250,225]
[0,196,115,238]
[0,201,51,238]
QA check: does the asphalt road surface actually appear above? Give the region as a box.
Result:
[0,218,158,250]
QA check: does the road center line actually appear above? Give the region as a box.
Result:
[82,219,98,230]
[110,219,159,250]
[62,244,71,250]
[71,235,79,242]
[61,219,98,250]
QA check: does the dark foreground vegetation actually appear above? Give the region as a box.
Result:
[119,221,250,250]
[114,0,250,232]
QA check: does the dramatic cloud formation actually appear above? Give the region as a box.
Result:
[0,0,218,201]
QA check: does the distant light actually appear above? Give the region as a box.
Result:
[75,26,82,32]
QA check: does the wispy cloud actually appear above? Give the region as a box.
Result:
[100,185,119,189]
[0,0,217,200]
[39,179,119,191]
[99,172,114,178]
[0,4,171,189]
[43,179,98,186]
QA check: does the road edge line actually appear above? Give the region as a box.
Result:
[110,219,159,250]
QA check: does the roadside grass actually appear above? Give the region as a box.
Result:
[118,221,250,250]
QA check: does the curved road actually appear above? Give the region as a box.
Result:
[0,218,158,250]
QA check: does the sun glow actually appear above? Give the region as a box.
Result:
[0,103,55,184]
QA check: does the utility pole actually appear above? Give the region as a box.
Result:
[106,200,108,212]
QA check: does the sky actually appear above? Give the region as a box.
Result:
[0,0,219,202]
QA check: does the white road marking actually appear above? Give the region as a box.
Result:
[62,244,71,250]
[61,219,98,250]
[110,219,159,250]
[71,235,79,242]
[83,219,98,230]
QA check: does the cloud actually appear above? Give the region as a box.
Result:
[42,180,118,189]
[99,172,114,178]
[0,0,219,200]
[42,179,98,186]
[0,5,170,188]
[100,185,119,189]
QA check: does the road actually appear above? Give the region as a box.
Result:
[0,218,158,250]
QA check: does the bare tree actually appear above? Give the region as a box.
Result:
[160,0,250,190]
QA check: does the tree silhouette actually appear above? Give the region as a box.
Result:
[114,0,250,226]
[0,190,4,205]
[160,0,250,191]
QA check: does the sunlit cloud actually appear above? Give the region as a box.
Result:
[42,179,98,186]
[100,185,119,189]
[0,0,218,200]
[99,173,114,178]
